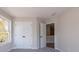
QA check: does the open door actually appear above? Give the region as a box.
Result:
[39,23,46,48]
[46,23,55,48]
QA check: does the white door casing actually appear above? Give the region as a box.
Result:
[40,23,46,48]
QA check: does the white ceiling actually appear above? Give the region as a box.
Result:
[0,7,68,18]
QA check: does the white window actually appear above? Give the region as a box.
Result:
[0,17,11,45]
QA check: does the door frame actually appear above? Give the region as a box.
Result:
[39,22,56,49]
[39,22,46,48]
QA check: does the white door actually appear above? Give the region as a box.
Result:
[14,21,33,49]
[40,23,46,48]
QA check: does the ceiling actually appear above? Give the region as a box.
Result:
[0,7,68,18]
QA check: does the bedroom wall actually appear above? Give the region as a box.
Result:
[55,8,79,52]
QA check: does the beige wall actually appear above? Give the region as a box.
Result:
[55,8,79,52]
[45,18,56,24]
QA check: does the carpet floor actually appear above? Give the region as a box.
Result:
[10,47,59,52]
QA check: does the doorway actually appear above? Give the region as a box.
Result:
[46,23,55,48]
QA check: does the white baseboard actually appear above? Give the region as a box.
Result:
[11,47,39,49]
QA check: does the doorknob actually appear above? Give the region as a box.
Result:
[22,36,26,38]
[40,36,42,38]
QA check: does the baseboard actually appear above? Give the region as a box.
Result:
[54,48,63,52]
[11,47,39,50]
[8,47,14,52]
